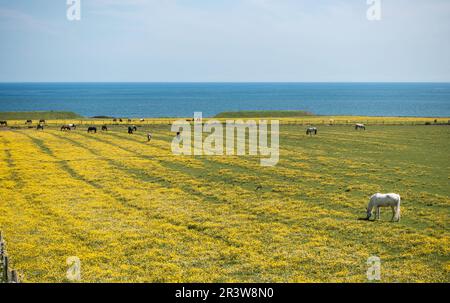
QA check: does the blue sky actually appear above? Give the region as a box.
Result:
[0,0,449,82]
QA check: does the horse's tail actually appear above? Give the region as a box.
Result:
[396,196,401,221]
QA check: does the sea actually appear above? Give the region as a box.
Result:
[0,83,449,118]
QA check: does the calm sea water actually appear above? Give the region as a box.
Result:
[0,83,449,117]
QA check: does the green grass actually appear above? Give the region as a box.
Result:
[0,111,83,120]
[214,110,314,118]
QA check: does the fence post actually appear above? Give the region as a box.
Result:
[3,255,9,282]
[0,232,20,283]
[0,231,3,257]
[11,270,18,283]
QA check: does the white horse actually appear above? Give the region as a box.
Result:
[366,193,401,222]
[355,123,366,130]
[306,127,318,136]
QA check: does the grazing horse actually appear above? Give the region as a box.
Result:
[128,119,132,123]
[61,125,71,131]
[39,119,46,124]
[147,133,152,141]
[365,193,401,222]
[140,119,145,122]
[128,126,134,134]
[37,124,44,131]
[26,120,32,124]
[101,125,108,131]
[355,123,366,130]
[306,127,318,136]
[0,121,7,127]
[87,127,97,133]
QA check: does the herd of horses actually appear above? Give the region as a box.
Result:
[1,121,368,136]
[0,119,148,135]
[59,124,137,134]
[59,124,150,139]
[0,119,46,129]
[1,119,368,138]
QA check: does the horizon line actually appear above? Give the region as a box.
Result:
[1,81,450,84]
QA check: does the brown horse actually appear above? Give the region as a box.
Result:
[0,121,7,127]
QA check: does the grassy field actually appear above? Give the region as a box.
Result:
[0,111,83,120]
[0,121,449,282]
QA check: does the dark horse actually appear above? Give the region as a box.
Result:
[37,124,44,131]
[0,121,7,127]
[306,127,318,136]
[39,119,46,124]
[61,125,71,131]
[87,127,97,133]
[102,125,108,131]
[26,120,32,124]
[128,126,137,134]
